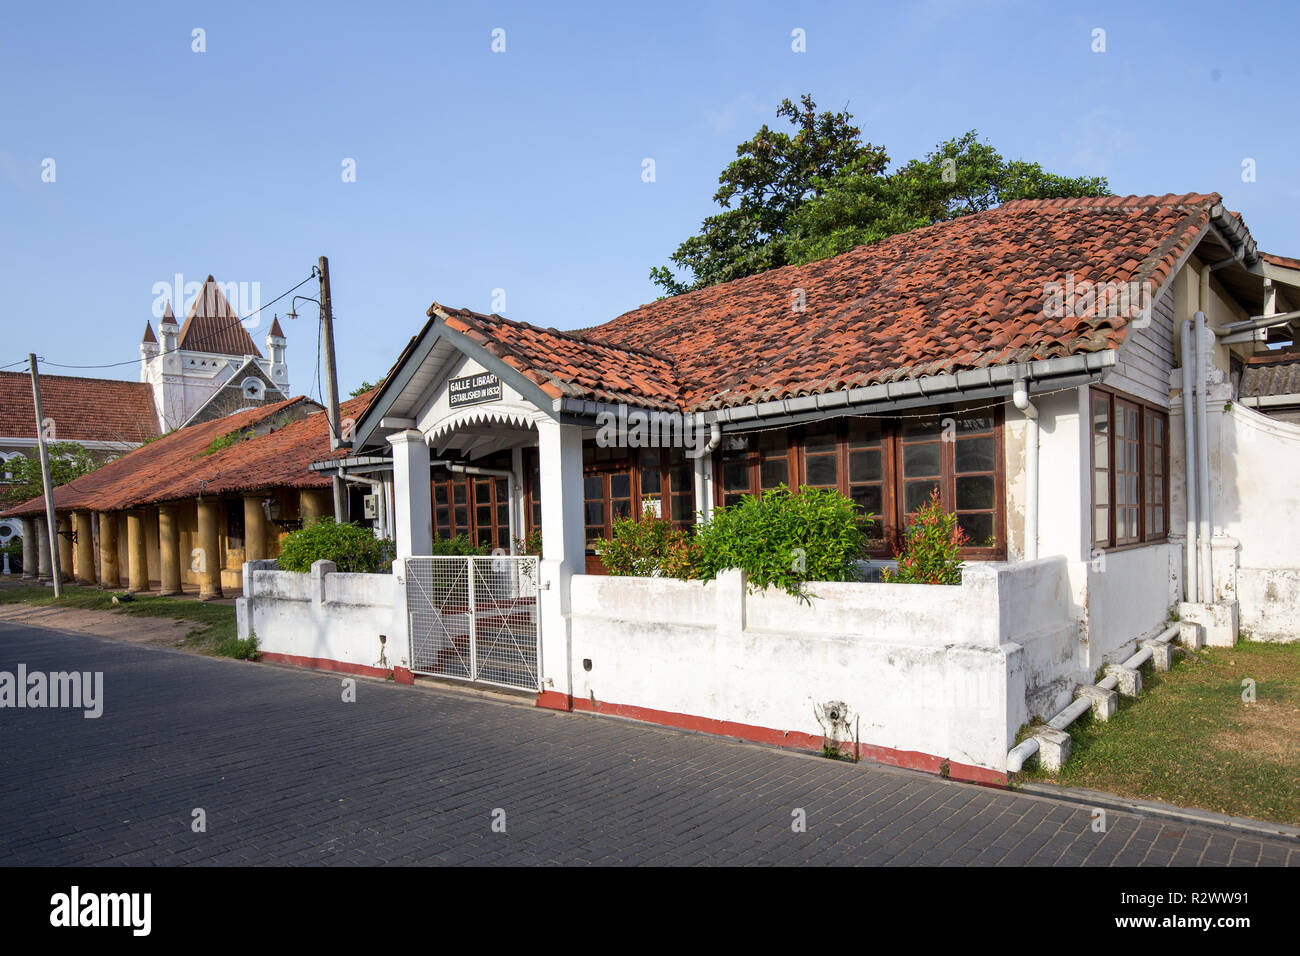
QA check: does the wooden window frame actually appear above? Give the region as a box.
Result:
[1090,385,1170,552]
[712,406,1006,560]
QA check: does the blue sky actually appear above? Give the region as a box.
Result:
[2,0,1296,397]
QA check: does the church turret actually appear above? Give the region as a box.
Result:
[140,321,158,380]
[158,300,180,353]
[265,315,289,389]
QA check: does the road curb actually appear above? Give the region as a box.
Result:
[1015,782,1300,842]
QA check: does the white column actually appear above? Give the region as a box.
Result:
[388,430,432,558]
[535,419,585,706]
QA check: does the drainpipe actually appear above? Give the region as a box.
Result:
[1012,379,1038,561]
[1180,320,1198,603]
[1194,307,1213,602]
[435,461,518,554]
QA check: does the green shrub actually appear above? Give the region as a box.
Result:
[277,518,395,573]
[881,488,966,585]
[597,511,700,577]
[694,485,871,598]
[214,634,259,660]
[428,533,488,556]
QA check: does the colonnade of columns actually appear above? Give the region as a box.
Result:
[16,489,322,599]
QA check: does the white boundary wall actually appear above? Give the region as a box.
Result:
[237,560,403,674]
[567,559,1076,776]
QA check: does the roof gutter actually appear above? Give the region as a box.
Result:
[700,351,1118,431]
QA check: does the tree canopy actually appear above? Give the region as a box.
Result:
[1,442,102,507]
[651,98,1110,295]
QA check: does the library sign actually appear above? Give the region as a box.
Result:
[448,372,502,409]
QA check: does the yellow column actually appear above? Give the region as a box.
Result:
[127,509,149,593]
[244,495,269,561]
[98,511,120,588]
[157,504,182,595]
[196,497,223,600]
[21,518,39,580]
[74,511,97,585]
[56,514,73,583]
[299,488,331,526]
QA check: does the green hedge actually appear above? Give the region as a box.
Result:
[277,518,395,573]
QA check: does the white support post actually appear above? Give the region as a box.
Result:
[693,451,713,524]
[535,419,585,705]
[388,430,432,559]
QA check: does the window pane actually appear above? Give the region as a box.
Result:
[957,513,994,548]
[477,505,492,527]
[846,418,882,446]
[585,501,604,526]
[497,504,509,529]
[1093,399,1109,469]
[954,437,994,473]
[722,461,749,492]
[956,414,994,434]
[849,449,881,483]
[434,484,449,505]
[905,480,939,512]
[1094,471,1109,506]
[758,429,788,454]
[805,454,837,486]
[760,458,789,489]
[903,443,940,476]
[640,467,661,495]
[584,476,602,499]
[453,483,467,505]
[956,475,995,510]
[1095,507,1109,543]
[454,506,468,528]
[804,423,838,453]
[902,416,941,440]
[851,485,882,515]
[671,493,692,521]
[610,473,630,498]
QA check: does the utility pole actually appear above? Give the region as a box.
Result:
[318,256,346,522]
[29,354,62,597]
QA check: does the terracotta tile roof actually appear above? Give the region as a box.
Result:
[0,394,372,518]
[177,275,264,358]
[432,193,1231,412]
[0,371,160,444]
[1263,252,1300,272]
[434,305,684,409]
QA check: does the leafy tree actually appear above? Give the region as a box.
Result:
[1,442,102,506]
[650,95,888,295]
[652,99,1111,293]
[348,381,377,398]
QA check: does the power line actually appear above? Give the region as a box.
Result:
[32,271,319,372]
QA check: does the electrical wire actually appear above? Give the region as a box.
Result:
[33,270,319,372]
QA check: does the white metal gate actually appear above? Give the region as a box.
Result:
[405,556,540,691]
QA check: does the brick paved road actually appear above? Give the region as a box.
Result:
[1,622,1295,866]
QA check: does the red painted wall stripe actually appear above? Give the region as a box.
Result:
[259,652,392,681]
[538,691,1007,787]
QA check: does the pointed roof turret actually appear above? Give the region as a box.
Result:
[141,321,157,345]
[268,315,285,339]
[159,300,178,327]
[177,275,263,357]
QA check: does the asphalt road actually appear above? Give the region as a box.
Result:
[0,621,1295,866]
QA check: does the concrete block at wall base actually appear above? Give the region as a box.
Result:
[1105,664,1142,698]
[1033,727,1072,772]
[1178,620,1205,650]
[235,597,249,641]
[1142,639,1174,671]
[1075,684,1118,721]
[1178,601,1238,647]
